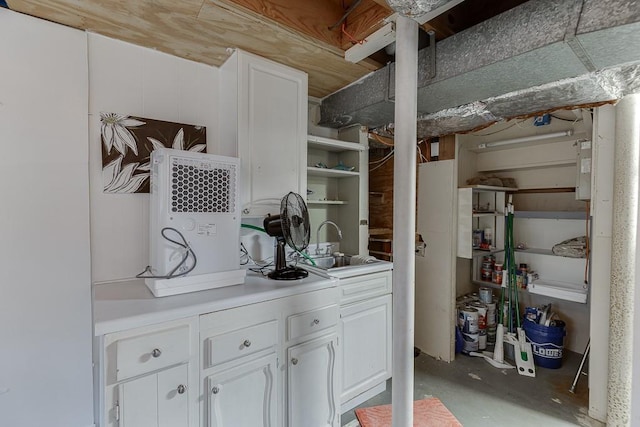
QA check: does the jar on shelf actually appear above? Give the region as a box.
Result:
[516,263,528,289]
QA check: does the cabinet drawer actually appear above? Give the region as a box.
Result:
[287,305,338,341]
[116,326,189,381]
[339,272,392,304]
[206,320,277,368]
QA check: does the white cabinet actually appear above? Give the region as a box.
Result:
[99,318,198,427]
[415,160,457,362]
[118,364,189,427]
[338,271,392,412]
[340,295,392,403]
[200,303,279,427]
[199,286,339,427]
[206,353,277,427]
[307,127,369,255]
[457,185,508,259]
[287,334,340,427]
[219,49,308,217]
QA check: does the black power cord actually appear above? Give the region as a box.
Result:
[136,227,198,279]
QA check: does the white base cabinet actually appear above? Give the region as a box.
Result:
[199,287,340,427]
[287,334,340,427]
[99,318,199,427]
[340,294,392,404]
[206,353,277,427]
[118,364,189,427]
[97,286,342,427]
[338,271,392,412]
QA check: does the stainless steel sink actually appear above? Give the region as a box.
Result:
[309,255,352,269]
[300,254,391,278]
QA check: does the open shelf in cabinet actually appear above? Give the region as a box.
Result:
[307,166,359,178]
[458,186,510,259]
[472,278,587,304]
[306,129,368,256]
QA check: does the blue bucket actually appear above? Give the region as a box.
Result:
[522,319,566,369]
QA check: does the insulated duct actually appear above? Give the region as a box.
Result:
[386,0,456,18]
[319,0,640,137]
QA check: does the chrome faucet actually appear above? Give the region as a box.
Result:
[316,220,343,255]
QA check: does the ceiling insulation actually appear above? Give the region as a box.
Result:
[319,0,640,137]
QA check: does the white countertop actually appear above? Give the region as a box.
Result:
[93,270,337,336]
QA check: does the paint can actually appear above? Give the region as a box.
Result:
[458,307,479,333]
[462,331,479,354]
[479,287,493,304]
[478,329,487,350]
[485,302,497,326]
[470,292,479,302]
[470,301,487,331]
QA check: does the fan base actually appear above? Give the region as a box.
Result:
[267,266,309,280]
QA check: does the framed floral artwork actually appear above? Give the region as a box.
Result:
[100,113,206,193]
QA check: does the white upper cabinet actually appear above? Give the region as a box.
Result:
[219,49,308,217]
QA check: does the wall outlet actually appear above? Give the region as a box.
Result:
[533,113,551,126]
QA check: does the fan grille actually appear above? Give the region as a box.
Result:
[281,192,310,251]
[170,157,237,213]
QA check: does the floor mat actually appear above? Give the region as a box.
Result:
[355,398,462,427]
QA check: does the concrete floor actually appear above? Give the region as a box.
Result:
[342,350,604,427]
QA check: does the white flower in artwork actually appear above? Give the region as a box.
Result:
[147,127,206,153]
[100,112,146,156]
[103,155,149,193]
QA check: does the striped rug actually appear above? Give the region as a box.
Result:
[354,398,462,427]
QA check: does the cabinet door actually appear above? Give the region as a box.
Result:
[118,364,189,427]
[340,294,392,403]
[287,334,339,427]
[416,160,457,362]
[207,353,277,427]
[238,52,307,216]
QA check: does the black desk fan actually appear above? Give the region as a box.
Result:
[263,192,310,280]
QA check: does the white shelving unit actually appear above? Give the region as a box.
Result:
[306,129,369,255]
[458,185,588,304]
[467,210,589,304]
[512,210,589,303]
[457,185,511,259]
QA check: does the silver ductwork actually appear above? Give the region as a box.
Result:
[386,0,455,17]
[320,0,640,137]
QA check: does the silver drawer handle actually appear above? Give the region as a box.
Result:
[177,385,186,394]
[151,348,162,358]
[243,340,251,348]
[212,386,220,394]
[313,319,320,325]
[291,358,298,365]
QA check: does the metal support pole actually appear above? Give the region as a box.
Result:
[607,93,640,426]
[391,14,419,427]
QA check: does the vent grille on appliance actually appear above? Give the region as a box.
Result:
[170,157,237,213]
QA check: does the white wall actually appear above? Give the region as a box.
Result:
[88,34,219,283]
[0,9,93,427]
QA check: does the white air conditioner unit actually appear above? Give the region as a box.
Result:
[145,148,245,297]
